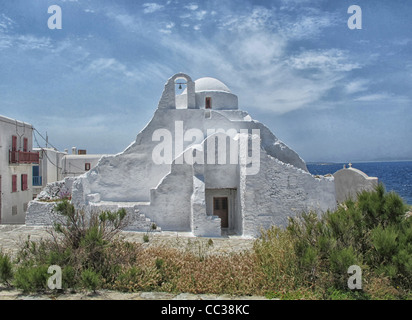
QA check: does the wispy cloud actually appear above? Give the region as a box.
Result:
[105,10,145,34]
[87,58,140,80]
[353,93,410,105]
[142,3,164,14]
[159,22,175,34]
[354,93,392,102]
[0,33,52,51]
[345,79,369,94]
[146,2,363,114]
[185,3,199,11]
[220,7,277,32]
[0,14,15,31]
[287,49,361,73]
[281,14,337,40]
[1,0,410,161]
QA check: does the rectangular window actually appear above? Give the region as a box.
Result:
[33,166,39,177]
[12,175,17,192]
[21,174,28,191]
[12,135,17,151]
[85,163,91,171]
[23,137,28,152]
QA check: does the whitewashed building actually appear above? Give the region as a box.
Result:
[61,147,107,179]
[0,115,39,224]
[32,147,67,198]
[66,73,337,237]
[27,74,337,237]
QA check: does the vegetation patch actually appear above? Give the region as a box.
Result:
[1,185,411,299]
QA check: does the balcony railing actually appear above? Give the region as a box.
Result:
[33,176,43,186]
[9,150,40,164]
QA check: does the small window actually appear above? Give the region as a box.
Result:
[23,137,28,152]
[33,165,40,177]
[85,163,91,171]
[12,135,17,151]
[12,175,17,192]
[205,97,212,109]
[21,174,28,191]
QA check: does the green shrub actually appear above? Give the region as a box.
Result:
[13,265,49,293]
[7,184,411,299]
[80,269,101,292]
[0,251,13,285]
[284,184,412,295]
[253,226,298,290]
[62,265,77,290]
[371,225,398,259]
[325,287,370,300]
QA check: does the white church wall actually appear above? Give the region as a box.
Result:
[148,158,193,232]
[195,91,238,110]
[191,173,222,237]
[241,149,336,238]
[334,166,378,203]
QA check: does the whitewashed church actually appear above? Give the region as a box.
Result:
[28,73,337,237]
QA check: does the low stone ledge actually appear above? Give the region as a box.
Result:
[25,200,58,226]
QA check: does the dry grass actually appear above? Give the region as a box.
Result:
[105,244,267,296]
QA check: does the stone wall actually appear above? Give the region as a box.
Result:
[26,177,75,226]
[25,200,57,226]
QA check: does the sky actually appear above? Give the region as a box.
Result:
[0,0,411,163]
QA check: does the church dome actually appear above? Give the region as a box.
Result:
[194,77,231,93]
[175,74,238,110]
[182,77,231,94]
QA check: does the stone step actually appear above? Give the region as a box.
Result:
[122,207,161,232]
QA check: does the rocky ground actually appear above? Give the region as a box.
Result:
[0,287,268,300]
[0,225,267,301]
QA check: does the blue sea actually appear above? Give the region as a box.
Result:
[307,161,412,205]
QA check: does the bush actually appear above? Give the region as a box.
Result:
[80,269,101,292]
[11,200,131,292]
[62,265,77,290]
[5,185,411,299]
[0,251,13,285]
[253,226,298,290]
[13,265,49,293]
[52,200,128,249]
[285,183,412,296]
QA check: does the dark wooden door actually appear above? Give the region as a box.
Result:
[213,197,228,228]
[205,97,212,109]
